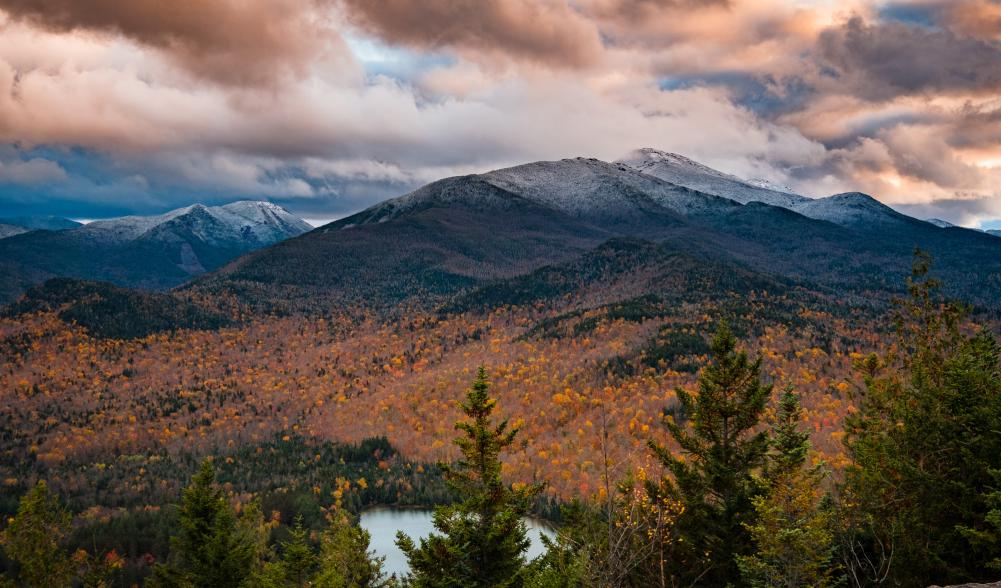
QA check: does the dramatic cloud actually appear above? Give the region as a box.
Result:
[0,0,998,226]
[818,15,1001,101]
[339,0,604,69]
[0,0,343,85]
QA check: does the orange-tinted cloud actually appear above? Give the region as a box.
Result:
[941,0,1001,41]
[0,0,339,85]
[339,0,604,69]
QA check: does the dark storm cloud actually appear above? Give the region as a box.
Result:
[817,15,1001,101]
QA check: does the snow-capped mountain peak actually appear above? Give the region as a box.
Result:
[616,148,809,209]
[83,201,310,243]
[623,148,740,181]
[334,155,740,231]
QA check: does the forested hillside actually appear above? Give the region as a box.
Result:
[3,155,1001,586]
[2,256,1000,586]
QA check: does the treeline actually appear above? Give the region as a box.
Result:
[3,253,1001,586]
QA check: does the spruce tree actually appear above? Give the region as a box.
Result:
[280,517,317,588]
[767,389,810,477]
[738,390,837,588]
[313,510,386,588]
[150,459,260,588]
[840,251,1001,585]
[249,510,309,588]
[647,321,770,586]
[0,481,73,588]
[397,366,543,587]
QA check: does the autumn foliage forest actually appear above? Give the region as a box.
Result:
[0,248,996,585]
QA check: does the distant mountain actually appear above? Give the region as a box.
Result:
[0,201,310,303]
[0,215,81,231]
[0,215,81,240]
[618,148,962,233]
[0,224,29,239]
[987,229,1001,238]
[788,192,922,228]
[926,218,955,228]
[193,154,1001,314]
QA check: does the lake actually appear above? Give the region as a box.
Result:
[359,507,557,577]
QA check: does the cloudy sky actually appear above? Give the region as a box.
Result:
[0,0,999,227]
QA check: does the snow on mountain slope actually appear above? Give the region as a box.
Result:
[335,156,739,230]
[926,218,956,228]
[85,205,201,241]
[617,148,937,230]
[987,229,1001,238]
[84,201,310,244]
[215,201,313,241]
[482,157,738,219]
[616,148,809,209]
[338,149,938,237]
[788,192,918,228]
[745,177,797,194]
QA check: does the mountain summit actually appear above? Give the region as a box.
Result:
[334,157,736,232]
[0,201,310,303]
[616,148,809,209]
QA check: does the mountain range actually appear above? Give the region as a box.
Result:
[189,149,1001,317]
[0,201,310,303]
[6,149,1001,320]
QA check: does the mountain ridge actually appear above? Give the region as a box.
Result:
[0,201,310,303]
[192,152,1001,314]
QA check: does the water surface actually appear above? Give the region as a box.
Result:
[359,507,556,577]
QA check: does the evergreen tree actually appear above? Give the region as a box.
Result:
[150,459,261,588]
[767,389,810,478]
[840,251,1001,585]
[646,321,771,586]
[313,510,386,588]
[958,468,1001,573]
[397,366,543,588]
[738,390,837,588]
[0,481,73,588]
[280,517,317,588]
